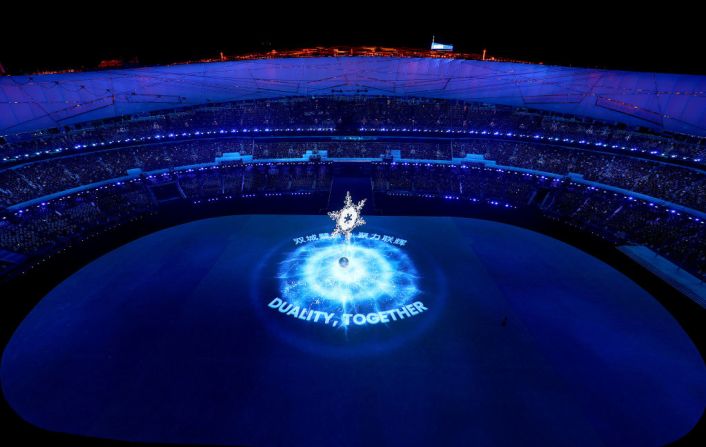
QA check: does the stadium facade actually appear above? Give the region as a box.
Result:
[2,54,706,136]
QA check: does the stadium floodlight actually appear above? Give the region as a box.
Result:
[431,36,453,51]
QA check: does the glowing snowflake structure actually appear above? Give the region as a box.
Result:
[328,191,366,241]
[276,191,420,322]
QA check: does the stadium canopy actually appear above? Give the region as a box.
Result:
[1,56,705,137]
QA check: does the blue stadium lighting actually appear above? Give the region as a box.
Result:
[2,121,704,164]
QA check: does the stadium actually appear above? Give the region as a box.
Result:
[1,40,705,446]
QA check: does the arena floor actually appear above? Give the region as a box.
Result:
[2,215,705,446]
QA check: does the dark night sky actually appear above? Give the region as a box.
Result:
[1,5,703,75]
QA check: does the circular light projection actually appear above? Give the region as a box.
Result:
[278,237,419,315]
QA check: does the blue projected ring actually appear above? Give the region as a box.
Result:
[278,237,419,314]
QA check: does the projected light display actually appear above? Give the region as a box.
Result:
[268,192,425,328]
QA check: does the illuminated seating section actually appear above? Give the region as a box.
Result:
[0,97,704,280]
[2,97,704,164]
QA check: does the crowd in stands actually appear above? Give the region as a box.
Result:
[1,161,703,281]
[2,97,704,164]
[373,163,551,208]
[2,138,705,212]
[0,163,331,271]
[177,163,331,199]
[0,181,154,258]
[1,96,704,281]
[0,141,228,207]
[464,140,706,211]
[372,163,705,280]
[541,185,706,279]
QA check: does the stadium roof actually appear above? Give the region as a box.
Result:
[1,55,706,137]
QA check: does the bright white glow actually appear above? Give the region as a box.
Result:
[278,236,419,315]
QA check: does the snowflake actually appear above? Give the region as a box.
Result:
[328,191,366,242]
